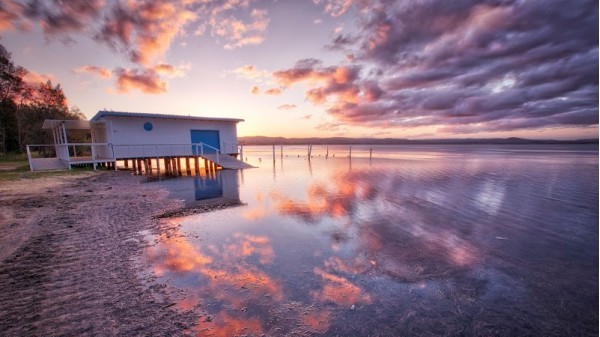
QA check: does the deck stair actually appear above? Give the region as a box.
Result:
[204,154,254,169]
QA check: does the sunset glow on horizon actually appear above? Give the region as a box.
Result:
[1,0,597,140]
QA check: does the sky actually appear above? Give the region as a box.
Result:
[0,0,597,140]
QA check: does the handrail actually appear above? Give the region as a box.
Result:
[55,142,111,146]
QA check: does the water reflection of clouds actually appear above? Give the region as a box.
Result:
[271,169,481,282]
[312,267,372,306]
[145,229,284,335]
[271,174,373,223]
[145,225,359,336]
[199,312,264,337]
[227,233,274,265]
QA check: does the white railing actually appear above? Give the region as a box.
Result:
[111,143,223,163]
[59,142,113,159]
[26,142,239,170]
[26,143,112,161]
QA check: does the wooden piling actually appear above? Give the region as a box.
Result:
[186,157,191,175]
[124,160,129,169]
[164,157,170,175]
[194,157,200,175]
[171,157,178,176]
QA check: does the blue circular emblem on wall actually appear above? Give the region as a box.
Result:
[143,122,153,131]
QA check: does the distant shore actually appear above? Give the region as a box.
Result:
[239,136,599,146]
[0,172,196,336]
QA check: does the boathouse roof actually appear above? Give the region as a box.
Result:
[90,110,244,123]
[42,119,93,130]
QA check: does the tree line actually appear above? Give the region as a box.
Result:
[0,43,84,154]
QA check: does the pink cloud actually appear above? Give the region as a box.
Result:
[213,9,270,50]
[277,104,297,110]
[232,64,270,81]
[23,71,56,86]
[113,68,167,94]
[152,63,190,78]
[273,61,369,108]
[73,65,112,79]
[321,0,358,17]
[0,0,26,32]
[264,87,282,95]
[98,1,196,66]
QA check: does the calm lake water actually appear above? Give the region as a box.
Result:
[143,144,598,337]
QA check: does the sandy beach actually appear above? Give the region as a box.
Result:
[0,172,197,336]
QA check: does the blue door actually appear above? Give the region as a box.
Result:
[191,130,220,154]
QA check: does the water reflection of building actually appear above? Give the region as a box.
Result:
[156,170,241,208]
[194,170,240,202]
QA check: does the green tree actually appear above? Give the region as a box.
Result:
[0,44,27,102]
[0,42,84,154]
[21,81,81,149]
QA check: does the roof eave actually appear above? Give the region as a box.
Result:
[91,111,244,123]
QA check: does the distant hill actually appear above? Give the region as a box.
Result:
[238,136,598,145]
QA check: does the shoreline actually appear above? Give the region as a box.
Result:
[0,171,197,336]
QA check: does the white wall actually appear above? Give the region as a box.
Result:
[100,116,239,158]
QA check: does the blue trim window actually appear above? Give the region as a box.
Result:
[143,122,153,131]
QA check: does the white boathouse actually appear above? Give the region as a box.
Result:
[27,111,252,172]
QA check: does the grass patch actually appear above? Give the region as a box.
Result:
[0,152,29,162]
[0,160,94,181]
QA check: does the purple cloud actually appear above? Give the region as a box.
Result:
[301,0,599,133]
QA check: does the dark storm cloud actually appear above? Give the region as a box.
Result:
[22,0,104,34]
[304,0,599,133]
[325,34,359,51]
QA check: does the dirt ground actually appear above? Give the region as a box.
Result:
[0,171,198,336]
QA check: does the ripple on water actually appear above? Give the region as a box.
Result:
[143,144,598,336]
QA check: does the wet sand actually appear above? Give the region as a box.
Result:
[0,172,197,336]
